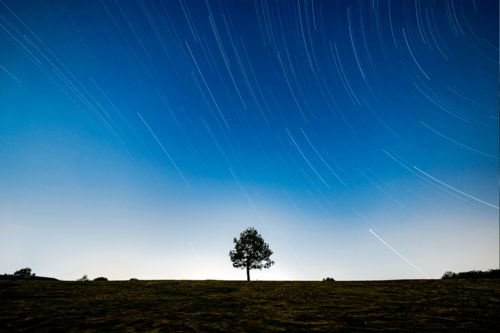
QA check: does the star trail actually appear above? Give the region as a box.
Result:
[0,0,498,280]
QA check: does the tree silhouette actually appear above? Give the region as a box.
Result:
[229,227,274,281]
[14,268,35,278]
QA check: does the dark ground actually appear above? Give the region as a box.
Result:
[1,279,499,332]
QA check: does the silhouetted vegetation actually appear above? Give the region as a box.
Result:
[0,274,57,281]
[93,277,108,281]
[1,279,499,331]
[14,268,35,278]
[442,269,500,279]
[442,271,456,279]
[323,277,335,282]
[229,227,274,281]
[77,275,89,282]
[0,268,57,281]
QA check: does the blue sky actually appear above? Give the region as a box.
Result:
[0,0,498,280]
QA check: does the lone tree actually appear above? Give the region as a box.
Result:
[14,268,35,278]
[229,227,274,281]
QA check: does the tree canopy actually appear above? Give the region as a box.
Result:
[14,268,35,278]
[229,227,274,281]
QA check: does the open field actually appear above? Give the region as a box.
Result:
[1,279,499,332]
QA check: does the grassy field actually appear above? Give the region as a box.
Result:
[1,279,499,332]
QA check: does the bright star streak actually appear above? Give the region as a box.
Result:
[414,166,499,210]
[368,228,430,278]
[137,112,190,188]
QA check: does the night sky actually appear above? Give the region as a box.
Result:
[1,0,498,281]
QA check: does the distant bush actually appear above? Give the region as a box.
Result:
[442,271,457,279]
[442,269,500,279]
[0,273,57,281]
[129,278,138,281]
[93,277,108,281]
[14,268,35,278]
[77,275,89,282]
[322,277,335,282]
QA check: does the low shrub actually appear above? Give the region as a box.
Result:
[93,277,108,281]
[442,269,500,279]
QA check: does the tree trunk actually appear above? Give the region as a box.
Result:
[246,263,250,282]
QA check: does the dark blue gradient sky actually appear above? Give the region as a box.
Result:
[0,0,498,280]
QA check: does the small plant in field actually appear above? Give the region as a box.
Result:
[77,275,89,282]
[93,277,108,281]
[322,277,335,282]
